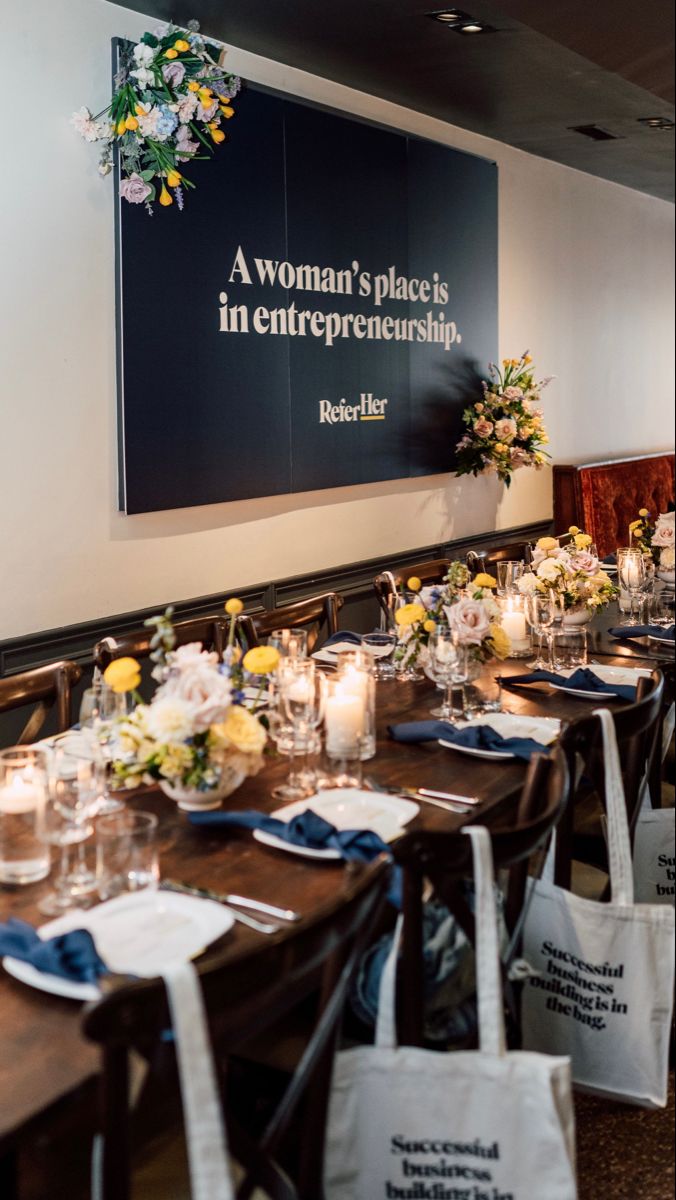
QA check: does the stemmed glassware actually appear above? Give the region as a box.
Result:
[428,627,467,720]
[39,750,101,915]
[271,659,324,801]
[618,548,646,626]
[525,594,557,670]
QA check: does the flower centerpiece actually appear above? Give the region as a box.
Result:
[105,602,276,811]
[71,20,241,212]
[393,565,511,674]
[455,353,552,487]
[651,512,675,582]
[517,530,617,623]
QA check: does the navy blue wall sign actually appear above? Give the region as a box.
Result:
[115,81,497,513]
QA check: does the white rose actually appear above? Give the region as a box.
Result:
[146,697,195,743]
[444,598,491,646]
[537,558,564,583]
[133,42,157,66]
[660,545,675,569]
[518,572,540,595]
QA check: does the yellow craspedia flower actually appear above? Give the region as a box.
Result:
[474,573,498,589]
[394,603,426,628]
[523,354,533,364]
[568,526,580,536]
[166,171,182,188]
[165,47,178,59]
[211,129,226,143]
[187,81,200,92]
[220,105,235,118]
[574,533,592,549]
[423,619,437,634]
[407,576,422,592]
[159,186,173,206]
[243,646,281,675]
[125,115,139,131]
[224,597,243,616]
[537,536,559,552]
[104,657,141,694]
[173,38,190,51]
[489,624,511,660]
[638,508,649,518]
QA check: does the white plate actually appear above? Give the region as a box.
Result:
[439,713,561,760]
[253,787,419,859]
[648,634,675,645]
[242,686,271,706]
[312,641,393,664]
[549,664,651,699]
[2,890,235,1002]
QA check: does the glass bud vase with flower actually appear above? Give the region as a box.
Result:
[393,593,430,681]
[272,659,324,801]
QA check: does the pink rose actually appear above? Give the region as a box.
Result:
[570,551,599,576]
[443,598,491,646]
[509,447,531,467]
[652,513,675,548]
[119,173,152,204]
[503,386,524,400]
[162,60,186,88]
[197,99,219,121]
[473,417,494,438]
[158,644,232,732]
[494,418,518,444]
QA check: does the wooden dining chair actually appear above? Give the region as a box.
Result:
[0,660,82,745]
[391,747,570,1048]
[82,857,389,1200]
[553,669,665,889]
[465,540,529,577]
[373,558,450,617]
[237,592,343,654]
[93,615,230,672]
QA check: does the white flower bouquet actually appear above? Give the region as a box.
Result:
[518,532,617,614]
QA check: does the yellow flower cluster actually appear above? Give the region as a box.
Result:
[488,624,511,660]
[395,603,426,628]
[243,646,281,675]
[103,656,141,693]
[474,573,497,589]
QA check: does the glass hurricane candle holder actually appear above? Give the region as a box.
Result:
[0,748,50,885]
[334,650,376,760]
[498,594,532,658]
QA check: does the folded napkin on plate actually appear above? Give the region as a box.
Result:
[0,917,107,982]
[189,809,400,905]
[602,554,617,566]
[387,720,545,761]
[321,631,365,649]
[502,668,638,702]
[609,625,675,642]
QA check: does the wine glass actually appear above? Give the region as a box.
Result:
[428,627,463,719]
[272,660,324,801]
[618,548,646,626]
[525,594,556,670]
[79,686,128,814]
[39,751,101,915]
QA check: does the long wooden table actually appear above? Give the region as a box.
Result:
[0,604,671,1193]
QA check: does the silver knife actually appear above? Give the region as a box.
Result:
[161,879,300,922]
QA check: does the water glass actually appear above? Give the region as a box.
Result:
[362,632,396,680]
[96,810,159,900]
[267,628,308,659]
[497,560,524,594]
[552,629,588,671]
[0,748,50,885]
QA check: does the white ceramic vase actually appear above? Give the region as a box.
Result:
[160,765,247,812]
[562,605,593,628]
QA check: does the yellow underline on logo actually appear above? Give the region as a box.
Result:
[360,415,386,421]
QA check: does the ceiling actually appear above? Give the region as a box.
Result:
[116,0,675,201]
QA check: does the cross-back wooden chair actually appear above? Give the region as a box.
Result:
[391,747,570,1048]
[465,540,529,577]
[373,558,450,618]
[554,669,665,889]
[82,857,389,1200]
[93,615,230,672]
[237,592,343,654]
[0,660,82,745]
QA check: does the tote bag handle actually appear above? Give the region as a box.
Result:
[375,827,506,1057]
[594,708,634,907]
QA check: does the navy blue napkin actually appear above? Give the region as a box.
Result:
[603,554,617,566]
[609,625,675,642]
[188,808,399,904]
[0,918,107,983]
[502,668,638,702]
[322,631,364,648]
[387,720,545,761]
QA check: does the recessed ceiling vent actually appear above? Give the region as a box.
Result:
[569,124,620,141]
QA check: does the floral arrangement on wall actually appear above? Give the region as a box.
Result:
[71,20,241,213]
[455,352,552,486]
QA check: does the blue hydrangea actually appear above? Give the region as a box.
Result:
[156,105,178,138]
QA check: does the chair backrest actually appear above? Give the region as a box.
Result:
[466,540,528,577]
[391,747,570,1047]
[0,660,82,745]
[554,669,665,888]
[82,857,389,1200]
[93,615,230,671]
[237,592,344,653]
[374,559,450,615]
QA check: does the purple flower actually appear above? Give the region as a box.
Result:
[119,173,152,204]
[162,60,186,88]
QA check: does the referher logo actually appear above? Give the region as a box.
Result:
[319,394,388,425]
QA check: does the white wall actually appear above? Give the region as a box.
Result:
[1,0,673,640]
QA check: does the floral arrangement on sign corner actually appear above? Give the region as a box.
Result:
[629,507,675,578]
[103,600,279,797]
[517,530,617,614]
[71,20,241,212]
[455,353,552,487]
[393,563,512,671]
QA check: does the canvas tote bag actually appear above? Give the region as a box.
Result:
[522,709,675,1108]
[324,826,577,1200]
[632,700,675,905]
